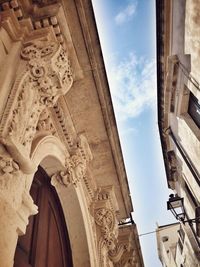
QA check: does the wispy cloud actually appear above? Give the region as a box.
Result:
[115,1,137,25]
[106,53,156,121]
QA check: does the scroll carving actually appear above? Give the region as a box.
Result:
[20,41,73,106]
[51,135,92,188]
[94,206,137,266]
[51,148,87,188]
[0,40,73,156]
[94,208,118,251]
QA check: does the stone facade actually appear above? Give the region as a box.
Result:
[157,223,199,267]
[157,0,200,266]
[0,0,144,266]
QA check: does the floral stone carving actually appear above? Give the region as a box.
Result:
[0,40,73,155]
[94,207,136,266]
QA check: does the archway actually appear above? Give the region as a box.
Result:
[18,135,97,267]
[14,166,73,267]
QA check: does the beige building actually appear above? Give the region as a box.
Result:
[0,0,144,266]
[157,0,200,266]
[157,222,200,267]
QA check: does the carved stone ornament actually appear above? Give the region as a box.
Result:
[51,148,87,188]
[20,41,73,106]
[0,40,73,156]
[0,155,19,175]
[94,208,118,252]
[0,155,25,210]
[94,207,137,266]
[36,109,56,135]
[95,208,115,231]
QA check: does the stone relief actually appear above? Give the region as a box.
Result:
[36,109,56,135]
[0,40,73,155]
[0,154,26,210]
[0,155,19,175]
[20,41,73,107]
[51,148,87,188]
[94,205,137,267]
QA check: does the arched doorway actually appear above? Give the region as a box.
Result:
[14,166,73,267]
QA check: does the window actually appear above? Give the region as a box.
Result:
[188,92,200,128]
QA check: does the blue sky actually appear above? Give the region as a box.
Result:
[92,1,176,266]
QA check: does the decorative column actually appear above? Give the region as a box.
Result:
[0,151,37,267]
[93,187,137,267]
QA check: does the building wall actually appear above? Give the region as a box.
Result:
[157,0,200,266]
[0,0,144,266]
[157,223,200,267]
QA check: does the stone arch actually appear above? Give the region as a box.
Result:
[29,134,97,267]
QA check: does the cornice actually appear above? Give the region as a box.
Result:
[156,0,173,188]
[72,0,133,215]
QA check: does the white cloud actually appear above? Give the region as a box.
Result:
[106,53,156,121]
[119,127,137,137]
[115,1,137,25]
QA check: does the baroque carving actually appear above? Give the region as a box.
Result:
[94,208,118,252]
[0,154,25,210]
[36,109,56,135]
[51,135,93,189]
[51,148,87,188]
[0,40,73,155]
[20,41,73,106]
[0,155,19,175]
[94,205,137,266]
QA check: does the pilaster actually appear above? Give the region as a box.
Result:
[92,187,138,267]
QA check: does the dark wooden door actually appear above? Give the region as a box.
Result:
[14,167,73,267]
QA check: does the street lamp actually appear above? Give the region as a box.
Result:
[167,194,185,221]
[167,194,200,238]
